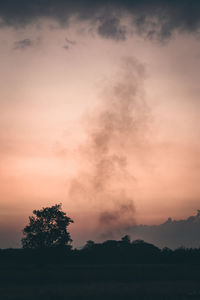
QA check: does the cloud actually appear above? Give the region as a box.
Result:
[63,37,76,50]
[13,38,33,50]
[63,45,69,50]
[0,1,200,40]
[128,210,200,249]
[65,37,76,45]
[97,16,126,41]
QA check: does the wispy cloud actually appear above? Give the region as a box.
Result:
[13,38,33,50]
[63,37,76,50]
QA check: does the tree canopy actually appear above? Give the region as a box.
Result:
[21,204,74,249]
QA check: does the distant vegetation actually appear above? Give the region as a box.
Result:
[1,204,200,265]
[1,204,200,299]
[1,236,200,265]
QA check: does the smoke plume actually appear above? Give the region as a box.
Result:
[69,57,150,239]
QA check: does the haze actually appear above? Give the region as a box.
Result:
[0,0,200,248]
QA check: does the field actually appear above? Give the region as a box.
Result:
[1,264,200,299]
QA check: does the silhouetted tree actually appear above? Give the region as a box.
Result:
[83,240,95,250]
[21,204,73,249]
[121,235,131,244]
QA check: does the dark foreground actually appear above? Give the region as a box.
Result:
[1,264,200,300]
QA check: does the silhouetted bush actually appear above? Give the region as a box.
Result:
[1,235,200,265]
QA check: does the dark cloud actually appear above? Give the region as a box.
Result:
[128,210,200,249]
[13,38,33,50]
[0,1,200,40]
[97,16,126,41]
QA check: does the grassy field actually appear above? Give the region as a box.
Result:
[1,264,200,299]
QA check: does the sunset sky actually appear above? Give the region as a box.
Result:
[0,0,200,248]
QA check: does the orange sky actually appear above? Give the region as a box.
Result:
[0,21,200,248]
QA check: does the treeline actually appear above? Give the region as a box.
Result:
[1,236,200,265]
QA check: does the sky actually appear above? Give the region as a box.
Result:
[0,0,200,248]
